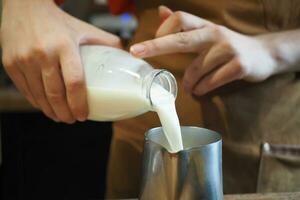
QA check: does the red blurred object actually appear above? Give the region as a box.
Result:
[54,0,136,15]
[108,0,136,15]
[54,0,65,5]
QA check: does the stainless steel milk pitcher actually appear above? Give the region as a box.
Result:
[140,126,223,200]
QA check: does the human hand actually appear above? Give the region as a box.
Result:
[130,6,278,96]
[1,0,122,123]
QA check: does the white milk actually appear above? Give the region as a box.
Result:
[87,83,183,153]
[87,86,149,121]
[151,84,183,153]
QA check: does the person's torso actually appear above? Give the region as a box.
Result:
[131,0,300,194]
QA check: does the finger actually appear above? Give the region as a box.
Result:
[4,64,38,108]
[158,5,173,23]
[182,51,208,93]
[20,63,58,121]
[42,61,76,123]
[156,11,211,37]
[79,22,122,48]
[60,44,88,122]
[193,58,243,96]
[130,27,216,57]
[200,43,234,79]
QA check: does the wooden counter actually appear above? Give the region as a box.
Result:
[126,192,300,200]
[224,192,300,200]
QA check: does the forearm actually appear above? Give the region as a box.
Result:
[3,0,53,4]
[2,0,56,11]
[258,29,300,74]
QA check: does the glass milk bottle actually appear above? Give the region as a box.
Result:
[80,45,177,121]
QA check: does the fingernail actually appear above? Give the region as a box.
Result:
[130,44,145,55]
[77,116,86,122]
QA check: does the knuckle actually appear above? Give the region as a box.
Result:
[175,32,190,47]
[210,25,221,36]
[145,40,158,52]
[56,38,72,50]
[8,45,49,66]
[173,11,185,27]
[33,91,46,103]
[66,79,84,93]
[174,11,184,21]
[16,51,32,64]
[31,44,48,59]
[47,92,65,104]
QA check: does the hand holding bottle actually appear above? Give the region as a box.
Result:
[1,0,122,123]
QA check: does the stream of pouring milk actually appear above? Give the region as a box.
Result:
[87,83,183,153]
[150,84,183,153]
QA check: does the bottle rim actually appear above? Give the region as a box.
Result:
[144,69,178,107]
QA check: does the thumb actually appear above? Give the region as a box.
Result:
[158,5,173,24]
[79,23,122,49]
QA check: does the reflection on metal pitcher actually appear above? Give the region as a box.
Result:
[140,126,223,200]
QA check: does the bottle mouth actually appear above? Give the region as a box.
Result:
[145,69,178,107]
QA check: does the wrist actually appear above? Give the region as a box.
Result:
[256,34,286,75]
[257,30,300,74]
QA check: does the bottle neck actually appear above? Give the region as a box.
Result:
[143,69,178,107]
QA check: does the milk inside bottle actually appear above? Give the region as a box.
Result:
[81,45,183,153]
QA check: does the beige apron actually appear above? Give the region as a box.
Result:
[106,0,300,198]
